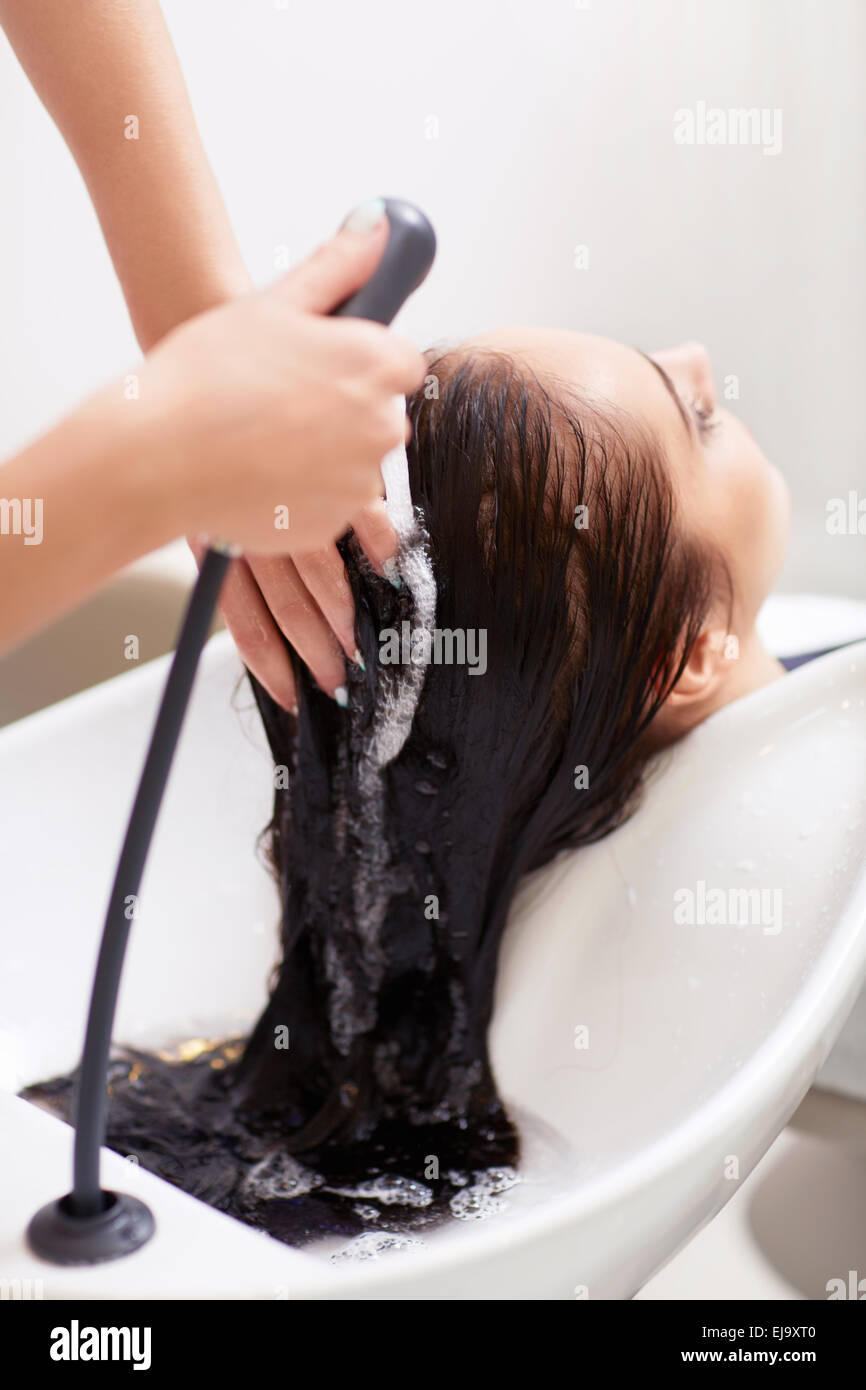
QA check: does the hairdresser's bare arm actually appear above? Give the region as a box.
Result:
[0,390,173,654]
[0,0,249,344]
[0,0,398,706]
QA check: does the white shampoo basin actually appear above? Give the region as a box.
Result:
[0,595,865,1299]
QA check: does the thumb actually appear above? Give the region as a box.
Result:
[277,198,390,315]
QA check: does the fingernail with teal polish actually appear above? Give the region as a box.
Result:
[353,648,366,671]
[341,197,386,235]
[383,557,402,589]
[334,685,349,708]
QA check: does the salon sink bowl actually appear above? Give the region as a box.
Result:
[0,595,864,1299]
[0,542,201,729]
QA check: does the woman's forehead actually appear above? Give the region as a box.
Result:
[465,325,685,441]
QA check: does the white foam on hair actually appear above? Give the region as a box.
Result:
[238,1148,324,1208]
[329,413,438,1056]
[322,1174,433,1207]
[373,418,437,765]
[380,401,415,534]
[447,1166,519,1221]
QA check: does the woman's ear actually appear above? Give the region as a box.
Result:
[651,625,735,741]
[668,626,731,701]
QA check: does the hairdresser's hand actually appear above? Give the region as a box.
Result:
[174,208,409,710]
[192,499,398,711]
[147,207,422,555]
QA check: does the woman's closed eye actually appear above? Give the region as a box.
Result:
[690,396,721,440]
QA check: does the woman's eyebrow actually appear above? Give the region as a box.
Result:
[636,349,695,439]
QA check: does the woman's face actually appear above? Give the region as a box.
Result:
[466,328,791,634]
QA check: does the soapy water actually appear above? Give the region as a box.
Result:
[321,1171,518,1265]
[316,1106,577,1263]
[331,1232,425,1263]
[325,1175,435,1207]
[24,1040,576,1265]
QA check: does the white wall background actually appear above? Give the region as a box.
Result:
[0,0,863,594]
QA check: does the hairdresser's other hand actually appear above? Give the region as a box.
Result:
[148,201,422,553]
[191,499,398,710]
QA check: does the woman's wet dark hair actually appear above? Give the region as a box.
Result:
[25,347,729,1244]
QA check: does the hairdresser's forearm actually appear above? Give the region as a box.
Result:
[0,391,172,655]
[0,0,250,350]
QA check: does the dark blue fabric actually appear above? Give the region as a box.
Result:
[780,639,865,672]
[781,648,832,671]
